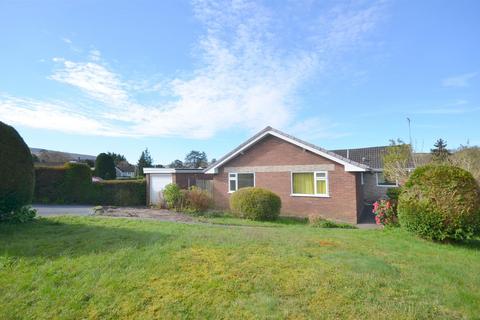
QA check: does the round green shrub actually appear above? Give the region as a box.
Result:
[0,121,35,217]
[95,153,116,180]
[163,183,184,210]
[230,187,281,221]
[398,164,480,241]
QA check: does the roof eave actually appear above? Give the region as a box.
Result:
[205,128,368,173]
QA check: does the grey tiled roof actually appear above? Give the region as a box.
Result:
[331,146,389,170]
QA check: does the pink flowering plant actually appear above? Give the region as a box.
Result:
[372,199,398,226]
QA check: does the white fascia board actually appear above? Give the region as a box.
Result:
[143,168,175,174]
[206,130,367,173]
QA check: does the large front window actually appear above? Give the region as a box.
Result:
[291,171,328,196]
[228,173,255,192]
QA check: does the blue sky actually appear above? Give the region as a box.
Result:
[1,0,479,165]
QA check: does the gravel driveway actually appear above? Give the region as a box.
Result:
[33,205,94,216]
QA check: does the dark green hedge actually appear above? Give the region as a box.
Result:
[34,166,68,203]
[0,121,35,215]
[92,180,146,206]
[34,165,145,206]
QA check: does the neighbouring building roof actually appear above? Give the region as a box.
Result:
[331,146,389,170]
[116,161,135,173]
[205,126,369,173]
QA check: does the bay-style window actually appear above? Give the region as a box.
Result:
[228,173,255,192]
[291,171,329,197]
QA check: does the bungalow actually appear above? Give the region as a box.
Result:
[144,126,399,223]
[204,126,398,224]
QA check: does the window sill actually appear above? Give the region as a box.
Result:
[376,184,398,188]
[290,194,330,198]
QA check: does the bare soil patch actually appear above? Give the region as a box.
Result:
[94,206,196,223]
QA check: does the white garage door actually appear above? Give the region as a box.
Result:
[149,173,173,205]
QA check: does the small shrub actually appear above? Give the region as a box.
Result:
[163,183,184,210]
[308,214,357,229]
[398,164,480,241]
[372,200,398,226]
[0,121,35,218]
[229,187,281,221]
[0,206,37,223]
[386,187,402,202]
[183,187,212,213]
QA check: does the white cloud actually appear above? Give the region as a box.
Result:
[3,0,386,139]
[0,95,131,137]
[49,59,129,106]
[442,72,477,87]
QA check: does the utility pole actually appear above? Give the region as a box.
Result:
[407,117,416,167]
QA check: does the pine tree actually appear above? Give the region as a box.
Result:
[137,148,153,177]
[431,138,451,162]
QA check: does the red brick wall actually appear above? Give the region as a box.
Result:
[212,135,360,223]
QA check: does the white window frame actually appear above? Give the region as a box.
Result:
[290,171,329,197]
[228,172,255,193]
[376,172,398,187]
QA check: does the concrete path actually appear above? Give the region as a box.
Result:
[33,205,94,217]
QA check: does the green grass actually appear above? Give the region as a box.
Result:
[1,216,479,319]
[197,213,308,227]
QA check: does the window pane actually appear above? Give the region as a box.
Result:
[316,172,326,178]
[229,173,236,178]
[229,179,236,191]
[377,173,395,186]
[292,173,314,194]
[238,173,254,189]
[316,180,327,195]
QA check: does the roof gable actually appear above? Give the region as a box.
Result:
[205,127,368,173]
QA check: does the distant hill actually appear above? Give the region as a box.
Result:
[30,148,96,163]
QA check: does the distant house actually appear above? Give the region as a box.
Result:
[115,161,136,178]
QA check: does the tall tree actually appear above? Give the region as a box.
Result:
[107,152,127,165]
[383,139,412,185]
[168,159,184,168]
[137,148,153,177]
[184,150,208,168]
[95,153,116,180]
[431,138,451,162]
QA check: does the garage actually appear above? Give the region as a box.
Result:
[143,168,212,206]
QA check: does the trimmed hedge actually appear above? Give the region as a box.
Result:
[64,162,92,203]
[230,187,281,221]
[398,164,480,241]
[34,166,68,203]
[92,180,146,206]
[0,121,35,216]
[33,165,145,206]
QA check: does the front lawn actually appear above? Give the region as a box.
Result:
[1,216,479,319]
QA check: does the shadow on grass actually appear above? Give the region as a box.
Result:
[450,238,480,251]
[0,217,173,258]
